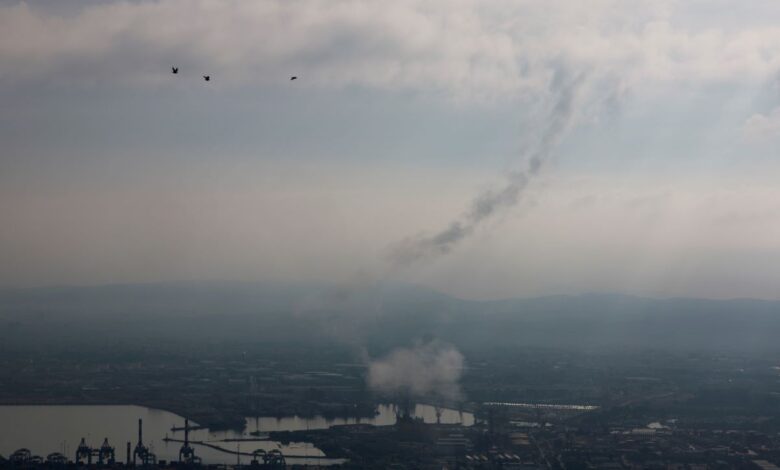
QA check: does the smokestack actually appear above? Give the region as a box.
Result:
[184,419,189,447]
[126,442,131,466]
[138,419,143,445]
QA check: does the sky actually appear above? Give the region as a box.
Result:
[2,0,780,299]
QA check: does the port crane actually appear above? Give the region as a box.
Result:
[178,419,202,465]
[133,419,156,466]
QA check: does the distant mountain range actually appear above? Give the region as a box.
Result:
[1,281,779,353]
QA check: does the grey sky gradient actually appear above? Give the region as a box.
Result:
[3,1,780,299]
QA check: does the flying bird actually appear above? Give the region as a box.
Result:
[171,66,178,74]
[203,75,210,82]
[290,76,297,81]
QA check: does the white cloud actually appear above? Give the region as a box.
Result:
[2,0,780,100]
[743,107,780,139]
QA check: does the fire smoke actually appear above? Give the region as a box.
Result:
[367,341,465,402]
[389,68,585,266]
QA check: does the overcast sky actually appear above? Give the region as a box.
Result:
[3,0,780,299]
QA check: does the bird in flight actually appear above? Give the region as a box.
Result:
[290,76,297,81]
[203,75,210,82]
[172,66,178,74]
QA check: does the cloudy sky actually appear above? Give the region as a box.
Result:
[2,0,780,299]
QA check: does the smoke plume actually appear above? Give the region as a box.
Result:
[367,341,465,402]
[389,68,585,266]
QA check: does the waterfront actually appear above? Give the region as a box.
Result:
[244,403,474,432]
[0,404,473,465]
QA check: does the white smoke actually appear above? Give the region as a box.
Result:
[367,341,465,402]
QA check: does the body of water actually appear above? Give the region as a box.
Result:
[245,403,474,432]
[0,404,473,465]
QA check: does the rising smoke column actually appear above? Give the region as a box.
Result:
[360,68,590,406]
[367,340,465,402]
[389,68,585,266]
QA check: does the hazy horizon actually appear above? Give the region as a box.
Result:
[4,278,780,304]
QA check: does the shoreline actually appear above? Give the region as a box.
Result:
[0,399,397,432]
[0,399,236,430]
